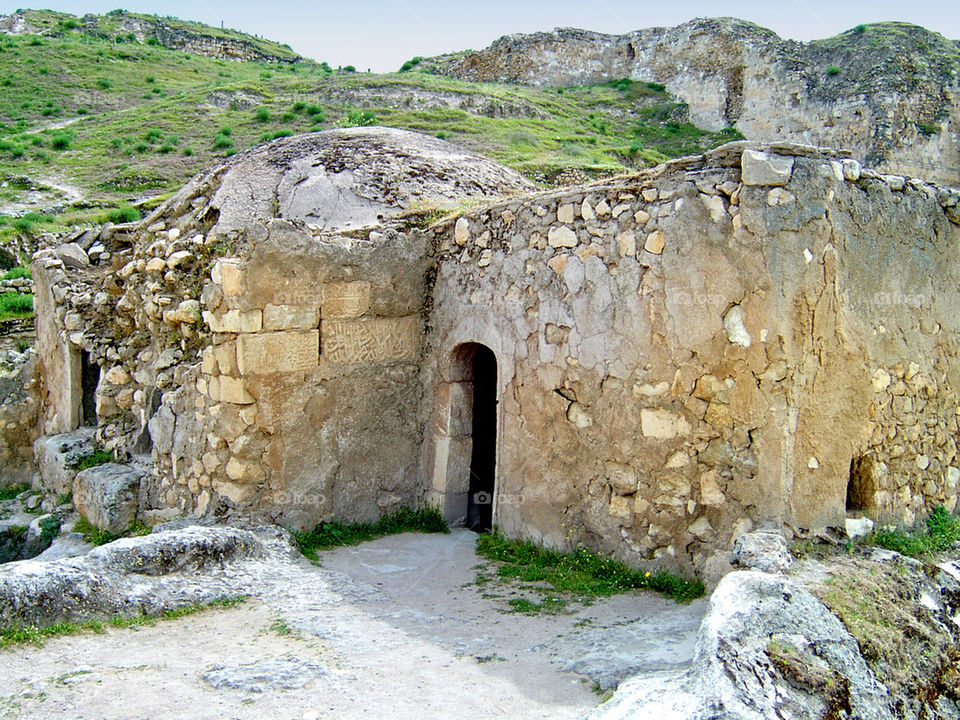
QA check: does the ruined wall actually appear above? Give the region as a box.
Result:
[422,142,960,569]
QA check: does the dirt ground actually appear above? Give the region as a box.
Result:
[0,529,706,719]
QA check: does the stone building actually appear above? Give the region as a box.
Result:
[28,127,960,571]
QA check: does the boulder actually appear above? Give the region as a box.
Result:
[741,149,794,186]
[0,525,269,626]
[34,429,96,496]
[589,571,893,720]
[732,531,793,574]
[54,242,90,269]
[73,463,144,534]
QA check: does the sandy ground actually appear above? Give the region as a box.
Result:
[0,530,706,720]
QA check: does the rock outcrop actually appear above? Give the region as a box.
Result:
[589,570,894,720]
[425,19,960,185]
[0,525,268,626]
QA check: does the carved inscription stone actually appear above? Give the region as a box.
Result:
[322,317,420,365]
[322,281,371,319]
[237,331,319,375]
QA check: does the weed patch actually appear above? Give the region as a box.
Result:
[295,506,448,560]
[0,597,246,649]
[476,529,704,603]
[0,483,28,501]
[869,505,959,558]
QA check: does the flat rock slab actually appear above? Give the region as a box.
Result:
[202,657,327,693]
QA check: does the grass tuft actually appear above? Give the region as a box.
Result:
[294,506,448,560]
[870,505,960,558]
[0,483,29,501]
[0,597,247,649]
[476,529,704,603]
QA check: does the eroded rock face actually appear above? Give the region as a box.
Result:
[188,127,536,235]
[425,19,960,185]
[0,526,268,626]
[72,462,145,534]
[589,571,894,720]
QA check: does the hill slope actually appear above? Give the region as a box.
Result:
[423,18,960,185]
[0,9,738,248]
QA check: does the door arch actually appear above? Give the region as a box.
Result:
[431,343,498,531]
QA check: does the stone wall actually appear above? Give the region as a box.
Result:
[26,131,960,572]
[421,142,960,569]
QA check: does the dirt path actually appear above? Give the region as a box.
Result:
[0,530,706,719]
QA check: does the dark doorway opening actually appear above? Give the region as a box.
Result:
[465,345,497,532]
[846,455,874,513]
[80,350,99,427]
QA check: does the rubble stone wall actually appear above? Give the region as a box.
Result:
[27,136,960,571]
[422,142,960,568]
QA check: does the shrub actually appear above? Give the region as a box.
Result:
[871,506,960,557]
[77,107,88,115]
[50,133,72,150]
[145,75,155,83]
[826,65,841,76]
[305,104,324,119]
[133,141,150,153]
[342,65,357,73]
[219,126,232,137]
[212,134,234,150]
[182,147,194,157]
[344,110,376,127]
[106,206,140,223]
[96,78,112,89]
[854,24,867,34]
[291,100,306,113]
[158,143,174,154]
[280,111,296,122]
[271,129,294,139]
[145,128,163,143]
[73,449,115,472]
[916,122,939,135]
[399,56,424,72]
[254,106,270,122]
[2,266,30,281]
[0,293,33,318]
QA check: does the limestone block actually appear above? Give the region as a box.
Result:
[609,495,632,519]
[547,255,569,274]
[557,203,575,223]
[204,309,262,333]
[605,462,637,494]
[643,230,665,255]
[237,331,319,375]
[163,299,201,325]
[581,199,596,221]
[688,517,716,542]
[214,341,239,377]
[841,159,861,181]
[145,257,167,273]
[640,408,691,439]
[218,376,255,405]
[548,226,578,248]
[212,259,244,296]
[700,195,726,222]
[641,188,658,202]
[263,304,319,331]
[104,366,130,385]
[741,149,794,186]
[454,217,471,246]
[732,531,792,573]
[73,463,143,534]
[616,231,636,257]
[595,199,611,215]
[166,250,194,269]
[566,402,593,428]
[214,479,255,504]
[723,305,751,347]
[321,281,371,319]
[322,317,419,365]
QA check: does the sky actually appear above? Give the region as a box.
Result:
[2,0,958,72]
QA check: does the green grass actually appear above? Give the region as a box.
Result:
[869,505,960,558]
[1,266,30,281]
[0,483,29,501]
[72,515,151,546]
[0,11,742,246]
[0,597,247,649]
[476,529,704,603]
[0,293,33,320]
[294,506,448,560]
[73,449,115,471]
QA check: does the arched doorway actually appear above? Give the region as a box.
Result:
[431,343,498,531]
[465,344,497,532]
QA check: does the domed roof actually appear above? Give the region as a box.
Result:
[195,126,536,235]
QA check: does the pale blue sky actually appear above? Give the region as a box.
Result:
[2,1,958,71]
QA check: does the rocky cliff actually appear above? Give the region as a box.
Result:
[424,18,960,185]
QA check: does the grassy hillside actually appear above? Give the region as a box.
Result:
[0,9,740,248]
